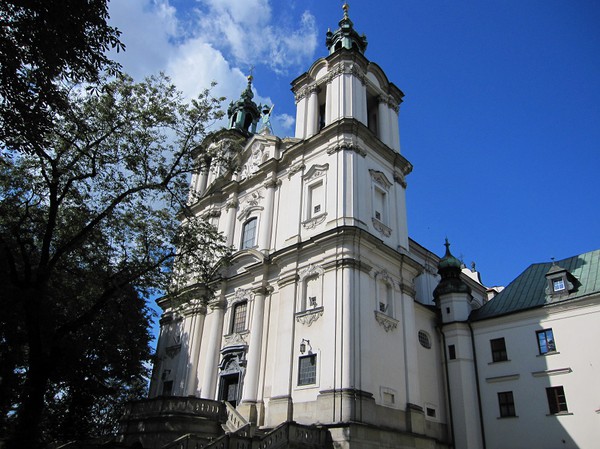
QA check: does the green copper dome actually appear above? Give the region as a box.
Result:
[433,239,471,300]
[227,75,261,134]
[325,3,368,55]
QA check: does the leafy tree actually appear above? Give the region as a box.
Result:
[0,73,230,448]
[0,0,123,153]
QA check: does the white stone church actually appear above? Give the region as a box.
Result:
[117,5,600,449]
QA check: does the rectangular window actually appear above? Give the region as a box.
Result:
[498,391,516,417]
[298,354,317,386]
[373,187,386,223]
[490,337,508,362]
[162,380,173,396]
[308,182,324,218]
[546,386,568,414]
[426,407,436,418]
[552,278,565,291]
[448,344,456,360]
[537,329,556,354]
[231,301,247,334]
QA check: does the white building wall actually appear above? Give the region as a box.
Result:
[473,300,600,449]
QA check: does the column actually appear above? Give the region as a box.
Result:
[306,86,319,137]
[184,302,207,396]
[258,179,278,254]
[241,287,268,404]
[200,298,226,399]
[294,93,307,139]
[223,196,238,246]
[378,97,391,147]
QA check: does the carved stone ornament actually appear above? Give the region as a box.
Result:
[246,190,264,206]
[372,218,392,237]
[302,213,327,230]
[228,288,252,306]
[298,263,325,281]
[296,307,324,327]
[223,331,249,348]
[374,311,399,332]
[327,144,367,157]
[375,269,393,285]
[288,162,306,179]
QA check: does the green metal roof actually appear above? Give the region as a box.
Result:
[472,249,600,320]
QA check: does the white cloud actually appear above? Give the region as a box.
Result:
[193,0,318,74]
[274,113,295,134]
[108,0,307,135]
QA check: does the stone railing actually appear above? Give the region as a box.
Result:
[223,401,250,434]
[255,422,328,449]
[121,396,226,422]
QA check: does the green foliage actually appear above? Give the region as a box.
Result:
[0,73,231,447]
[0,0,123,152]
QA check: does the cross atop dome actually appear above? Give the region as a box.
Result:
[325,2,368,55]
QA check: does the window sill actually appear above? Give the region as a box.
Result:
[302,212,327,230]
[372,218,392,237]
[295,307,324,327]
[546,412,573,417]
[488,359,511,365]
[537,351,560,357]
[497,415,518,419]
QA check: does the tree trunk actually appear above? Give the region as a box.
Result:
[8,291,52,449]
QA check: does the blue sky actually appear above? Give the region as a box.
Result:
[109,0,600,289]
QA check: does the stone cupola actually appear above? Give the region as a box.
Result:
[227,75,261,134]
[325,3,368,55]
[433,239,471,301]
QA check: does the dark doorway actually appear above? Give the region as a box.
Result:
[219,373,240,407]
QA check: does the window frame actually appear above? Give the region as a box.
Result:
[546,386,568,415]
[240,217,258,250]
[448,344,456,360]
[298,354,317,386]
[230,301,248,334]
[536,328,556,355]
[490,337,508,362]
[497,391,516,417]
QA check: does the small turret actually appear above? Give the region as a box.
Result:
[325,3,368,55]
[227,76,261,134]
[433,239,471,301]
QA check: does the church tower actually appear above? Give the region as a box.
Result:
[142,4,464,448]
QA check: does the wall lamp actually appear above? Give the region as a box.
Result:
[300,338,312,354]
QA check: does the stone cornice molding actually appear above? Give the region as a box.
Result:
[277,273,299,288]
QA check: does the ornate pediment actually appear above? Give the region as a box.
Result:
[369,169,392,190]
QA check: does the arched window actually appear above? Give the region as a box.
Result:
[241,217,257,249]
[230,301,247,334]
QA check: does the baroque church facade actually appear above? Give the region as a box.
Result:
[117,5,600,449]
